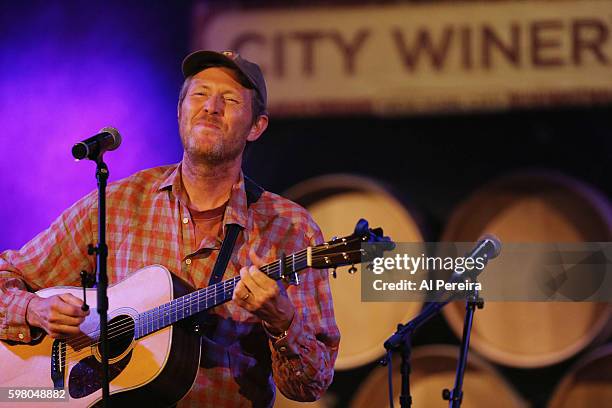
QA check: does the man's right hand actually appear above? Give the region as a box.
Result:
[26,294,89,339]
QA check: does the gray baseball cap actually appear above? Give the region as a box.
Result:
[182,50,267,112]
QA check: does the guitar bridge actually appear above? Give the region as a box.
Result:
[51,339,66,389]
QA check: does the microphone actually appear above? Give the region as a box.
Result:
[445,234,501,284]
[72,127,122,160]
[383,235,502,350]
[466,234,501,262]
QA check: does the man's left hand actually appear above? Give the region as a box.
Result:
[233,251,295,334]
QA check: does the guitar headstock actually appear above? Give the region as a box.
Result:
[308,219,395,271]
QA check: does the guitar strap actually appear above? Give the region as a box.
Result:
[194,176,263,336]
[207,175,263,287]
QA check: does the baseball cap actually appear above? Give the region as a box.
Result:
[181,50,267,112]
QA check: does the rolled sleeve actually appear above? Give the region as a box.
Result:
[0,275,38,342]
[0,191,95,343]
[269,226,340,402]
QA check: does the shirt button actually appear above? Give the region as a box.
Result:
[18,333,24,340]
[185,258,192,265]
[279,346,287,352]
[182,217,189,224]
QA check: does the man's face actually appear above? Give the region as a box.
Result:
[178,66,258,165]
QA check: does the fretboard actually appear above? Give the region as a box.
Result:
[134,249,309,339]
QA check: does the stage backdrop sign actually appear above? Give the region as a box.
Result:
[193,0,612,116]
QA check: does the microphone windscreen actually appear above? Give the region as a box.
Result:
[99,126,122,151]
[479,233,502,259]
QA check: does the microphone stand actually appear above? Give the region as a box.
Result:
[384,293,453,407]
[87,157,110,408]
[442,282,483,407]
[384,251,494,408]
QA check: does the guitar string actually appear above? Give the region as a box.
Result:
[60,242,364,357]
[59,252,339,359]
[58,251,322,360]
[73,241,365,347]
[60,250,365,362]
[60,244,366,360]
[59,260,294,358]
[60,262,297,361]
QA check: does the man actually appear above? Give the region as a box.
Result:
[0,50,340,407]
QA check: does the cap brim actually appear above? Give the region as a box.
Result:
[182,51,247,83]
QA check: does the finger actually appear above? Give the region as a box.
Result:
[232,275,252,303]
[248,265,278,293]
[240,266,264,292]
[59,293,89,314]
[247,249,273,289]
[48,323,82,338]
[54,295,88,317]
[48,312,86,327]
[248,248,266,268]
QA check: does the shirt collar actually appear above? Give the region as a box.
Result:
[224,172,248,230]
[156,162,248,230]
[156,163,180,192]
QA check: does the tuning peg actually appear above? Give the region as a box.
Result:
[348,265,357,274]
[331,268,337,279]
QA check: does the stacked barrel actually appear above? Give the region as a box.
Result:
[275,171,612,407]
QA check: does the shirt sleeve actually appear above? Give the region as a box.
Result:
[0,193,96,343]
[268,222,341,402]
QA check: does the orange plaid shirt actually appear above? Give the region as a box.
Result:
[0,163,340,407]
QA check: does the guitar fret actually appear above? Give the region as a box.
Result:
[169,299,175,325]
[154,306,160,331]
[135,248,311,339]
[141,312,145,338]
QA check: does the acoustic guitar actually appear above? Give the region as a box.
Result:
[0,219,392,407]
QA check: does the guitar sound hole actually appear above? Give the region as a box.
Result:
[99,314,135,359]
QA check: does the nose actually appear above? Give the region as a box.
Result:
[203,93,224,115]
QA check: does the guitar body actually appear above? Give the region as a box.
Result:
[0,265,201,407]
[0,220,391,407]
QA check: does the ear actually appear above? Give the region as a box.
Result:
[247,114,269,142]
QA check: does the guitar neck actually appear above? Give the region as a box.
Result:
[134,249,310,339]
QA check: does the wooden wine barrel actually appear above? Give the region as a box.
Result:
[442,172,612,368]
[547,344,612,408]
[350,345,527,407]
[285,174,426,370]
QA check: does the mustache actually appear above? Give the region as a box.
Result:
[194,115,222,128]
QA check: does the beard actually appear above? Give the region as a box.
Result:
[180,126,247,167]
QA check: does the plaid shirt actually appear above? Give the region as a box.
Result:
[0,164,340,407]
